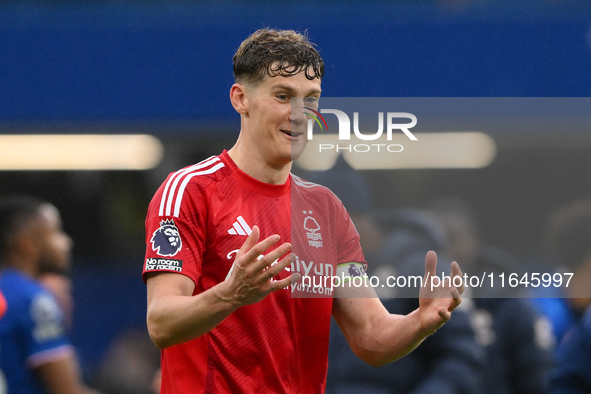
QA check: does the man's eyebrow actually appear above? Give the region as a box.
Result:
[272,84,322,96]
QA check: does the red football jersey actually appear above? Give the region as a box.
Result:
[143,150,365,393]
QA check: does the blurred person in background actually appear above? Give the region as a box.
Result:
[425,197,553,394]
[308,156,484,394]
[550,305,591,393]
[94,328,160,394]
[531,200,591,347]
[0,195,101,394]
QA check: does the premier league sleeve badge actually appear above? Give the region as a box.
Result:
[151,219,183,257]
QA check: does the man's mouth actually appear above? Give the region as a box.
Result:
[281,130,302,138]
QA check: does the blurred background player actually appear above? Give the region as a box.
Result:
[93,328,161,394]
[532,200,591,348]
[541,200,591,394]
[550,305,591,393]
[0,195,101,394]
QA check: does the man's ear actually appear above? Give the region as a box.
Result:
[230,83,249,115]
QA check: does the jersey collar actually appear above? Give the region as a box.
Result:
[221,150,291,197]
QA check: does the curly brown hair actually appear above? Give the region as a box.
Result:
[233,28,324,85]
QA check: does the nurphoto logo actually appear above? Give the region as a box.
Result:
[304,109,417,141]
[303,108,418,153]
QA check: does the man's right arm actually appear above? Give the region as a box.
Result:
[146,226,299,349]
[146,271,239,348]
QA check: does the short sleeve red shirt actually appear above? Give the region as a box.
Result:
[143,151,365,394]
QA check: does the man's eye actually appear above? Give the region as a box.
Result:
[277,94,289,101]
[304,97,319,106]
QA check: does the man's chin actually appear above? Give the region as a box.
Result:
[39,261,71,276]
[290,140,308,162]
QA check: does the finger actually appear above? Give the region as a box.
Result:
[239,233,282,267]
[252,242,292,273]
[449,287,462,310]
[236,225,260,261]
[423,250,438,282]
[438,307,452,322]
[269,272,302,292]
[450,261,465,294]
[259,252,294,283]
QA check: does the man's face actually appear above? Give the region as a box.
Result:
[244,70,321,165]
[34,204,73,274]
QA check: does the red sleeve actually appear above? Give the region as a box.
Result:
[334,200,367,269]
[142,174,206,285]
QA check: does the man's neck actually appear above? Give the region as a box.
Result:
[2,258,38,279]
[228,141,292,185]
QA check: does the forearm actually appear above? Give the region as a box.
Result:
[147,282,239,349]
[333,295,433,367]
[353,308,431,366]
[333,253,463,368]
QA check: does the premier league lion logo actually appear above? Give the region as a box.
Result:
[151,219,182,257]
[348,263,365,277]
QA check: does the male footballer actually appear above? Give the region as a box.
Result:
[143,28,464,393]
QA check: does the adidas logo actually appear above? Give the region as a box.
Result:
[227,216,252,236]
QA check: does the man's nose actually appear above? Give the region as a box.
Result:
[290,98,307,125]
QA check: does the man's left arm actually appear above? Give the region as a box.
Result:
[331,251,464,367]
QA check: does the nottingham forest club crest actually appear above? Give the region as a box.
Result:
[303,210,323,248]
[151,219,182,257]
